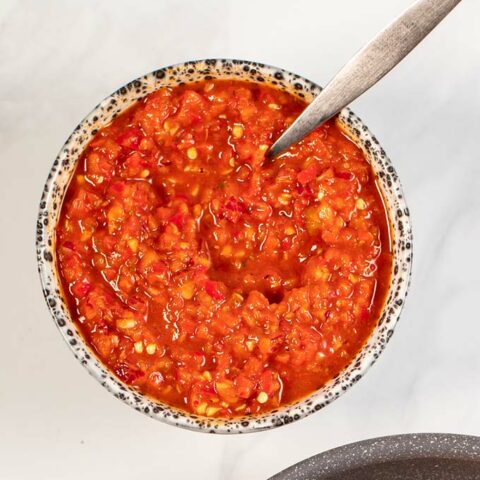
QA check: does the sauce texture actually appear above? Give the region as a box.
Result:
[57,80,392,418]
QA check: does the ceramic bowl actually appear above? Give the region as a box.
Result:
[36,59,413,434]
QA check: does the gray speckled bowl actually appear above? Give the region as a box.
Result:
[269,433,480,479]
[36,59,413,434]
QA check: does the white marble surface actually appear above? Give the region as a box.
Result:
[1,0,479,478]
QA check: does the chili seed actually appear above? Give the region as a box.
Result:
[134,341,144,353]
[164,120,179,136]
[187,147,198,160]
[232,125,244,138]
[257,392,269,404]
[127,238,139,252]
[116,319,137,329]
[278,192,292,205]
[180,281,195,300]
[196,402,208,415]
[146,343,157,355]
[206,406,221,417]
[356,198,367,210]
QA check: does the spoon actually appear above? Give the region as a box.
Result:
[268,0,462,158]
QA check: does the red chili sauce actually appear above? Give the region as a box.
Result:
[56,80,392,418]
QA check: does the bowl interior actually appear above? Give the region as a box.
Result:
[36,59,412,433]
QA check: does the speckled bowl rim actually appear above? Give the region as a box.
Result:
[269,433,480,479]
[36,58,413,434]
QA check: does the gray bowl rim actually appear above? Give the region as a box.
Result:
[269,433,480,479]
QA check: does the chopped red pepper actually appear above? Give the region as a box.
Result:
[116,127,143,150]
[56,80,391,418]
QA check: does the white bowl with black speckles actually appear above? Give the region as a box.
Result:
[36,59,413,434]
